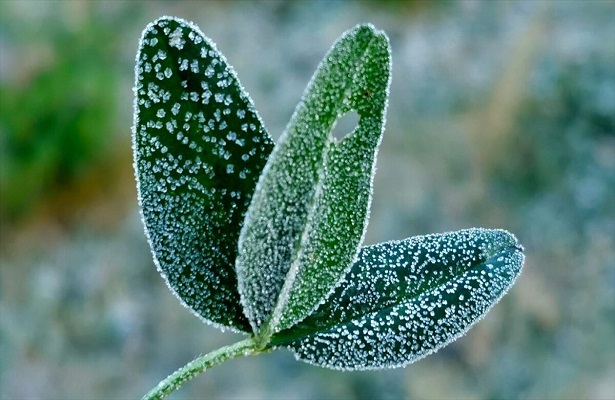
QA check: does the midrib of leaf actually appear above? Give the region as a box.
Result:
[257,35,380,346]
[257,140,331,346]
[269,244,521,346]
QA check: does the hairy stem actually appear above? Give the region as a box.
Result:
[142,337,258,400]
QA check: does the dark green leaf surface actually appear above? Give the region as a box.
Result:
[133,17,273,332]
[272,228,524,370]
[235,24,391,338]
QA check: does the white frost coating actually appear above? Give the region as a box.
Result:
[132,16,273,332]
[278,228,524,370]
[235,24,392,340]
[131,17,527,372]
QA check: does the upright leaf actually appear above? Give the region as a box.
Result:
[236,24,391,339]
[271,228,524,370]
[133,16,273,332]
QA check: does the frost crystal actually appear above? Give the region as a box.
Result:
[133,16,273,331]
[272,229,524,370]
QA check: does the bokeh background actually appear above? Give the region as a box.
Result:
[1,1,614,399]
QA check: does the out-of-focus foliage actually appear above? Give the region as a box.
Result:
[0,1,613,399]
[491,54,615,201]
[0,3,122,222]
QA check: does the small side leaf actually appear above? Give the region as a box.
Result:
[271,228,524,370]
[133,17,273,332]
[236,24,391,338]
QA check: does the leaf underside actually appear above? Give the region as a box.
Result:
[236,24,392,338]
[271,228,524,370]
[133,16,273,332]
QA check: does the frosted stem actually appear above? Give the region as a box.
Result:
[142,337,258,400]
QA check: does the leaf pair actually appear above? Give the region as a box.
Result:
[133,16,524,370]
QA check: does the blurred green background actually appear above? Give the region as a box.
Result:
[1,1,614,399]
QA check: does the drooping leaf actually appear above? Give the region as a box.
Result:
[235,24,391,339]
[270,228,524,370]
[133,16,273,332]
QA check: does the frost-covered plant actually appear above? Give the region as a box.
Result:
[133,16,525,400]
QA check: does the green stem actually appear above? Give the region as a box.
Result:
[142,337,259,400]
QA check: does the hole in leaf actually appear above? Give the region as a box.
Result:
[330,110,359,141]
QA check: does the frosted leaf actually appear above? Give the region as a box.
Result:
[271,229,525,370]
[133,16,273,332]
[236,24,391,339]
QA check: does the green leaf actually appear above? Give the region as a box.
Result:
[236,24,391,340]
[133,16,273,332]
[271,228,524,370]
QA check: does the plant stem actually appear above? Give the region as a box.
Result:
[142,337,258,400]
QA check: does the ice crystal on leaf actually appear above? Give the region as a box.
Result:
[270,229,524,369]
[133,16,273,332]
[133,17,524,372]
